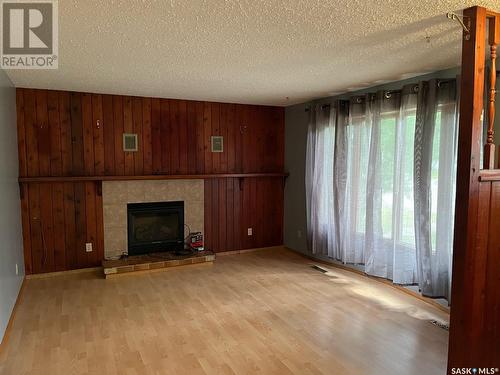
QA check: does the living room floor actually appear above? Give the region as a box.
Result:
[0,248,449,375]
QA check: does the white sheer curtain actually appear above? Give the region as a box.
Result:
[347,90,418,284]
[305,79,458,300]
[414,80,458,299]
[305,104,336,256]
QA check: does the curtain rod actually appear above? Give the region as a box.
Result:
[304,103,331,112]
[352,78,455,102]
[304,78,455,111]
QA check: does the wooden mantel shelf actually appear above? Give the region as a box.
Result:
[479,169,500,182]
[18,172,289,183]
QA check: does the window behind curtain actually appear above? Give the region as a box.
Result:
[305,80,457,297]
[345,107,417,250]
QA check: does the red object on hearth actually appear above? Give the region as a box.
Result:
[189,232,204,251]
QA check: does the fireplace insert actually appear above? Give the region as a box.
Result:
[127,201,184,255]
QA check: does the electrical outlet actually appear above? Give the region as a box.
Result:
[15,263,18,275]
[297,230,302,238]
[85,243,93,252]
[247,228,253,236]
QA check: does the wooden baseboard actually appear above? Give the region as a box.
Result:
[0,277,26,356]
[216,245,282,256]
[285,247,450,314]
[25,267,102,280]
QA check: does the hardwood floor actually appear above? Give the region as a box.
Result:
[0,248,449,374]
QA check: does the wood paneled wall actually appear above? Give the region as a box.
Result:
[16,88,285,274]
[204,178,284,253]
[20,182,104,274]
[16,89,284,177]
[448,6,500,369]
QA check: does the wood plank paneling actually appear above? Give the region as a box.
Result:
[84,182,98,267]
[113,96,125,176]
[35,90,50,176]
[142,98,153,175]
[169,100,180,174]
[28,184,42,273]
[63,182,77,269]
[226,178,235,251]
[211,103,220,173]
[58,92,72,176]
[82,94,94,176]
[92,94,104,176]
[16,89,27,177]
[70,92,84,176]
[227,104,236,173]
[74,182,87,268]
[132,97,144,175]
[24,90,39,177]
[235,105,244,172]
[220,104,229,173]
[211,178,219,251]
[19,184,32,274]
[102,95,115,175]
[218,178,227,251]
[204,179,213,252]
[52,182,66,271]
[178,100,188,174]
[160,99,171,174]
[47,91,62,176]
[16,88,285,273]
[484,181,500,362]
[123,97,134,175]
[203,103,212,173]
[203,177,283,253]
[187,101,197,174]
[95,182,105,264]
[39,183,54,272]
[195,102,205,174]
[232,178,241,250]
[151,98,161,174]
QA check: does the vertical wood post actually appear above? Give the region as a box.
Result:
[448,6,487,370]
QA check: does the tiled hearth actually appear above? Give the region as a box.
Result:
[102,180,204,258]
[102,250,215,278]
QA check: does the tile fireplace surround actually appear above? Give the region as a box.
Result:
[102,180,204,258]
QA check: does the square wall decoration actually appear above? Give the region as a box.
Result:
[211,136,223,152]
[123,133,138,152]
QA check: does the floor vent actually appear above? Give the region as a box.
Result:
[311,265,329,273]
[429,320,449,331]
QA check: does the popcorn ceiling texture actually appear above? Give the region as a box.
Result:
[102,180,204,258]
[6,0,500,106]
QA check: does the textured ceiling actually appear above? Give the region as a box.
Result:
[5,0,500,106]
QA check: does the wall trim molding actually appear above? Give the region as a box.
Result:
[25,267,102,280]
[18,173,289,183]
[216,245,283,256]
[0,277,26,356]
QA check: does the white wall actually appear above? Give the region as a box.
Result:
[0,69,24,343]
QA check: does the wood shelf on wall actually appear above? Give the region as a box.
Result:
[478,169,500,181]
[18,172,289,183]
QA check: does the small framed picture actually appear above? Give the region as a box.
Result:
[123,133,138,152]
[211,136,223,153]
